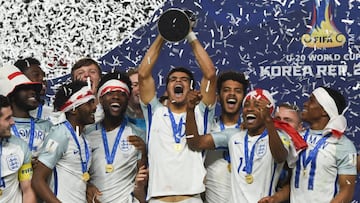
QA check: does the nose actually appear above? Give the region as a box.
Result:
[9,118,15,125]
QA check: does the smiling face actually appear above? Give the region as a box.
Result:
[11,86,40,111]
[100,90,129,119]
[219,80,245,116]
[242,98,266,135]
[76,99,97,125]
[72,64,101,94]
[166,71,191,106]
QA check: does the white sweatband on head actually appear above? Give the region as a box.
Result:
[97,79,130,99]
[312,87,339,118]
[243,89,275,114]
[60,86,95,112]
[312,87,347,136]
[186,31,197,43]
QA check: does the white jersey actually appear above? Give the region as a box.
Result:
[86,121,145,203]
[38,121,91,203]
[141,96,214,199]
[0,136,32,203]
[227,130,292,203]
[11,117,52,157]
[204,119,239,203]
[290,129,357,203]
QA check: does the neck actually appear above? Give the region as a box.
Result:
[67,116,84,135]
[309,117,329,131]
[168,102,186,114]
[11,105,31,118]
[220,113,240,126]
[248,126,266,136]
[102,116,124,131]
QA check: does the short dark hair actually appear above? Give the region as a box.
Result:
[14,57,41,73]
[321,86,346,114]
[71,58,102,80]
[166,67,195,89]
[53,81,88,111]
[0,95,11,117]
[216,71,249,94]
[97,71,133,95]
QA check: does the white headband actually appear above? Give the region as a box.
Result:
[312,87,347,136]
[243,89,275,113]
[97,79,130,99]
[59,86,95,112]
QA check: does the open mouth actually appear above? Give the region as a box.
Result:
[110,103,121,111]
[246,114,256,124]
[226,98,237,108]
[174,85,183,97]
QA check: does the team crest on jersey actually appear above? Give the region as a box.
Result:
[255,140,267,158]
[119,138,132,153]
[6,154,21,171]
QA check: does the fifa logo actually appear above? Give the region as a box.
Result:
[301,0,346,48]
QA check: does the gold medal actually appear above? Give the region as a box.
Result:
[227,163,231,173]
[82,172,90,181]
[245,174,253,184]
[0,189,2,196]
[303,169,306,176]
[174,143,182,151]
[105,164,114,173]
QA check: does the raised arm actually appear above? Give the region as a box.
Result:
[258,98,288,163]
[32,162,61,203]
[138,35,165,104]
[185,90,216,151]
[188,32,217,106]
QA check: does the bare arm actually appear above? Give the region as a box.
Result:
[138,35,165,104]
[258,183,290,203]
[330,175,356,203]
[185,90,215,151]
[133,165,148,203]
[20,179,36,203]
[32,161,61,203]
[258,99,288,163]
[188,33,217,106]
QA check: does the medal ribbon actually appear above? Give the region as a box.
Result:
[64,121,90,174]
[36,104,43,119]
[11,118,36,151]
[243,130,268,174]
[220,117,241,164]
[101,119,127,165]
[295,129,331,189]
[168,108,184,143]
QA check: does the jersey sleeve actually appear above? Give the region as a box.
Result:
[212,128,239,150]
[16,137,33,182]
[336,136,357,175]
[38,125,69,169]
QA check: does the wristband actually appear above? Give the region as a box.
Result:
[186,135,194,139]
[186,31,197,43]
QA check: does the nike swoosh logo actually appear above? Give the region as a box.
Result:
[73,150,79,154]
[234,141,241,144]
